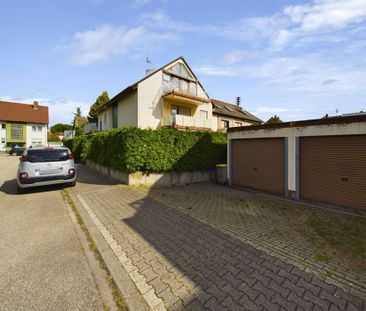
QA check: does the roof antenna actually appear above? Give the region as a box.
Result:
[236,96,241,106]
[146,57,155,76]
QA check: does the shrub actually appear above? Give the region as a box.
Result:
[66,127,227,173]
[64,135,92,163]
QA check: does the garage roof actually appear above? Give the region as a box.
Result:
[228,114,366,133]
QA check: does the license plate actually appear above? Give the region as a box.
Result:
[39,169,61,175]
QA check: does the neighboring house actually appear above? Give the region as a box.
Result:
[0,101,49,151]
[211,99,262,131]
[96,57,261,131]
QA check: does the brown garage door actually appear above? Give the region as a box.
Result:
[231,138,285,194]
[300,135,366,210]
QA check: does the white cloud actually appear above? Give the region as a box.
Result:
[284,0,366,31]
[62,24,176,65]
[223,50,257,65]
[194,65,237,76]
[140,11,198,32]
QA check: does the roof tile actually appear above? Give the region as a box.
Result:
[0,101,49,124]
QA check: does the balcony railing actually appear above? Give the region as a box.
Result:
[163,115,214,130]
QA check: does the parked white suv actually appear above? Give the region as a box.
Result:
[17,146,76,194]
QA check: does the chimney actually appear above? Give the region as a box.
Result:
[33,101,39,110]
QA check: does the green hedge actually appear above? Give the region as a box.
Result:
[64,135,92,163]
[65,127,227,173]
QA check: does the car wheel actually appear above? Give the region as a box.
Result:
[17,185,26,194]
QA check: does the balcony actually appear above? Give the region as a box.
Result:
[162,115,215,131]
[163,90,210,106]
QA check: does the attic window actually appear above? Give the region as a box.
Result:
[170,63,193,79]
[225,106,234,112]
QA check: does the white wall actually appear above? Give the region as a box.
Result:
[98,109,112,131]
[228,121,366,193]
[0,124,6,151]
[137,70,163,129]
[26,124,48,147]
[118,91,138,127]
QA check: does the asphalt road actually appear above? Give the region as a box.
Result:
[0,154,104,310]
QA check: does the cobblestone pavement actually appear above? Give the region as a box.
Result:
[141,184,366,296]
[73,166,365,311]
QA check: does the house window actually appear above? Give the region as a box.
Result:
[1,138,5,143]
[99,120,102,131]
[37,126,42,132]
[181,80,188,94]
[112,104,118,128]
[1,124,5,129]
[222,120,229,129]
[32,126,37,132]
[189,82,196,96]
[172,77,179,91]
[163,73,170,92]
[200,110,208,119]
[163,66,197,95]
[10,124,23,140]
[170,63,193,79]
[172,105,191,117]
[235,122,242,127]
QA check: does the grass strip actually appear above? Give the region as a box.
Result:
[62,189,127,311]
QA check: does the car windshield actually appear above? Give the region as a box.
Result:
[27,149,69,162]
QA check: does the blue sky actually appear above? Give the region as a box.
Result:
[1,0,365,125]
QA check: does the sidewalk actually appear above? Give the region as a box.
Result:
[69,165,365,311]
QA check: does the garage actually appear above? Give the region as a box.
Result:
[300,135,366,210]
[231,138,285,194]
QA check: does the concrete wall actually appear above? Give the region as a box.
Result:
[117,91,138,127]
[138,70,164,129]
[86,159,216,186]
[26,124,48,147]
[228,121,366,197]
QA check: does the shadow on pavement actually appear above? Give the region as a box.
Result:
[0,178,69,196]
[75,164,119,186]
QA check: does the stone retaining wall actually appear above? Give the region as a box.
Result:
[86,159,216,186]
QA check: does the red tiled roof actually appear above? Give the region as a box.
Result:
[0,101,49,124]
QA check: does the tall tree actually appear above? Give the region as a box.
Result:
[88,91,110,122]
[72,107,86,136]
[265,115,283,124]
[50,123,73,133]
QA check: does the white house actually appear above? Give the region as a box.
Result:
[96,57,261,132]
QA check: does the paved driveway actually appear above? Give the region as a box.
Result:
[0,154,104,310]
[71,165,366,311]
